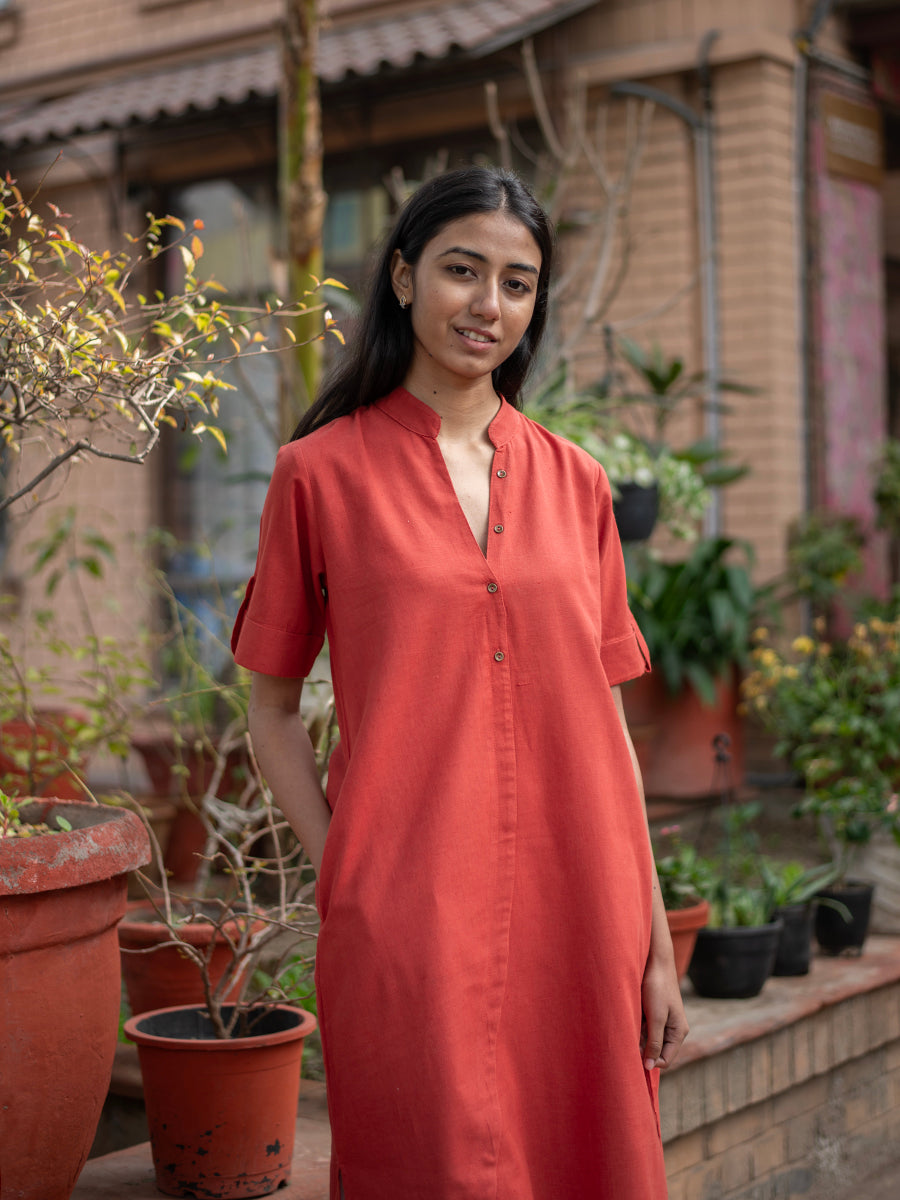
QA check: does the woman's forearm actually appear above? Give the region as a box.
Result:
[611,685,676,966]
[248,675,332,874]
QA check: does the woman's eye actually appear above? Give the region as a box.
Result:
[506,278,532,294]
[448,264,474,277]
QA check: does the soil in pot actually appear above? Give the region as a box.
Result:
[815,880,874,956]
[687,919,782,999]
[772,902,815,976]
[124,1003,316,1199]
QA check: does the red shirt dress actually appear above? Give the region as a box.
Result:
[232,387,667,1199]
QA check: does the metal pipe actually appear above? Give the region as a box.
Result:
[612,30,723,535]
[697,30,721,536]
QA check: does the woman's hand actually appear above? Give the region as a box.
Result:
[641,952,689,1071]
[610,684,690,1072]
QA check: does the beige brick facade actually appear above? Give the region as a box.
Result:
[0,0,892,654]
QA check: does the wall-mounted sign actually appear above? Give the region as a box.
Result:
[821,91,884,187]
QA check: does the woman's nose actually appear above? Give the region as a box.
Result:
[471,279,501,319]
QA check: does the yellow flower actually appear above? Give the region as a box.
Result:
[791,636,815,656]
[783,665,799,679]
[752,627,769,644]
[854,623,869,640]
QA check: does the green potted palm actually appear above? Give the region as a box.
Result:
[743,617,900,953]
[622,537,758,798]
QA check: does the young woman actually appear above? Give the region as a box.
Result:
[232,166,687,1199]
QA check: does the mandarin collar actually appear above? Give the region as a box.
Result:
[375,386,520,448]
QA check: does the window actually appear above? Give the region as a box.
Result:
[162,177,282,667]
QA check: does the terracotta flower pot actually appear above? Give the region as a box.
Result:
[622,669,744,799]
[0,710,89,800]
[125,1003,317,1199]
[119,904,264,1015]
[131,730,249,800]
[0,799,150,1200]
[131,732,250,882]
[665,897,710,981]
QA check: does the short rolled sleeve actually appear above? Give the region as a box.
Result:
[231,442,326,678]
[595,468,651,687]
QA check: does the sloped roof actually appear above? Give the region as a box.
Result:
[1,0,600,148]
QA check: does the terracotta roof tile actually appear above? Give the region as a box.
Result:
[1,0,600,148]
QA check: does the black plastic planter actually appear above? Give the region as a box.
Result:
[772,903,814,976]
[613,482,659,543]
[687,919,783,999]
[815,880,874,956]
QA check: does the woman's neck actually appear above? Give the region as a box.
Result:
[403,377,501,441]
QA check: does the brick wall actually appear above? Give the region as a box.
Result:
[0,0,280,95]
[663,940,900,1200]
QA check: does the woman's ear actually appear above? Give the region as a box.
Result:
[390,249,412,305]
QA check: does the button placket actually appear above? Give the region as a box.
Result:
[488,451,508,666]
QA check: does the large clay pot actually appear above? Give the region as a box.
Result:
[131,732,250,882]
[119,903,263,1014]
[0,799,150,1200]
[622,669,744,799]
[687,919,782,999]
[0,710,88,800]
[131,730,249,801]
[125,1003,317,1198]
[666,898,710,981]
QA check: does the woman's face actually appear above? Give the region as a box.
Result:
[391,209,542,395]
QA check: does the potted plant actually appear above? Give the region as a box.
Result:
[622,537,757,798]
[121,688,336,1198]
[652,824,710,980]
[743,618,900,954]
[676,802,782,999]
[524,362,717,543]
[758,858,845,976]
[131,575,254,882]
[0,173,334,1200]
[784,510,866,622]
[0,792,150,1200]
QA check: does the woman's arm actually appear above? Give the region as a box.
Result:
[248,671,333,874]
[611,684,690,1071]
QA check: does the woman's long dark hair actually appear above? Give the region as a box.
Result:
[291,166,554,440]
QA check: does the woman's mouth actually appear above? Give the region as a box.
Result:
[456,328,496,345]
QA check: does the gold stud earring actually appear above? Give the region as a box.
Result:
[399,295,408,310]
